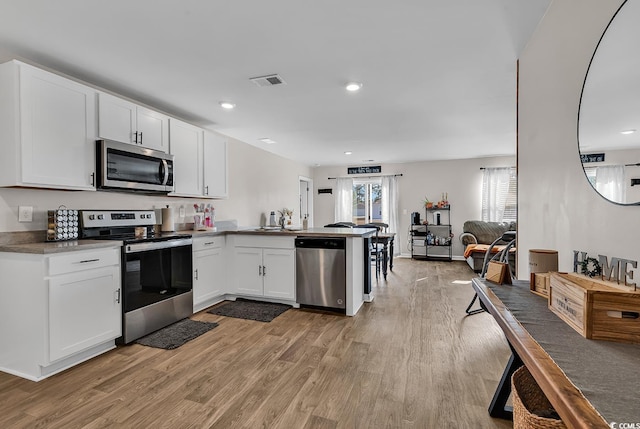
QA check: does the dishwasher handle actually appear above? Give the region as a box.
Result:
[295,237,346,250]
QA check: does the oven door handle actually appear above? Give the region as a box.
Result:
[125,238,193,253]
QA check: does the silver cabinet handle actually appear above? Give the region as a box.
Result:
[90,172,95,186]
[258,265,262,276]
[205,185,209,195]
[139,131,143,145]
[194,269,199,280]
[115,288,121,304]
[134,131,139,144]
[263,265,266,276]
[204,241,215,246]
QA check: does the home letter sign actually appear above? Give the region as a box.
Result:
[573,250,637,289]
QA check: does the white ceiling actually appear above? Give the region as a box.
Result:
[0,0,550,167]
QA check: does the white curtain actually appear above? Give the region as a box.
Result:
[381,175,399,254]
[481,167,511,222]
[595,165,626,203]
[334,177,354,222]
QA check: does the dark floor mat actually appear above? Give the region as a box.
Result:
[135,319,219,350]
[207,298,291,322]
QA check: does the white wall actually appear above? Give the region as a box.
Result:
[313,156,515,258]
[518,0,639,278]
[0,135,312,232]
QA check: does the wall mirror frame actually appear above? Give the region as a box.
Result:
[578,0,640,205]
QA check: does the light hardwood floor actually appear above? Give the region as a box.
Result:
[0,259,513,428]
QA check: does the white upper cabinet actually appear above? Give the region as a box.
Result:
[203,132,229,198]
[98,92,168,152]
[169,121,229,199]
[169,118,204,197]
[0,60,97,190]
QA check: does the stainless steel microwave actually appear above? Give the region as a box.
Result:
[96,139,174,193]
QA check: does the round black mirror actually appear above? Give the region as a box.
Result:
[579,0,640,205]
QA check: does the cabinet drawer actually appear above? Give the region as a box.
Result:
[193,235,226,252]
[48,247,120,276]
[234,235,294,249]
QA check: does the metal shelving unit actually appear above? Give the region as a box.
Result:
[411,206,452,261]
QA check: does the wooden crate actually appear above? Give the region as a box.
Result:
[549,272,640,344]
[530,272,551,298]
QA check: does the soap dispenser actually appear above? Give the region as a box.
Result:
[269,211,277,227]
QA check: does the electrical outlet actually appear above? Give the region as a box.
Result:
[18,206,33,222]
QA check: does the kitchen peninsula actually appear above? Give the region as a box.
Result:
[201,226,376,316]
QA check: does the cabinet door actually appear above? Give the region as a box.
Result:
[233,247,263,296]
[203,132,228,198]
[193,247,225,308]
[97,92,136,144]
[20,65,96,190]
[48,266,121,362]
[263,248,295,300]
[170,118,204,196]
[136,106,169,152]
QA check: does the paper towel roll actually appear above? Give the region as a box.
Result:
[161,207,175,232]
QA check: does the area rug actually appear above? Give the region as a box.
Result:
[135,319,219,350]
[207,298,291,322]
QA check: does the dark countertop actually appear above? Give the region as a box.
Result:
[0,227,374,254]
[0,239,123,255]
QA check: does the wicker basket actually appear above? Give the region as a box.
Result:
[512,366,566,429]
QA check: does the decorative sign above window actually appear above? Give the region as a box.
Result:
[580,153,605,163]
[318,188,333,194]
[347,166,381,175]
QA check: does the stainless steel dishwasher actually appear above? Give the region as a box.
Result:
[295,237,346,310]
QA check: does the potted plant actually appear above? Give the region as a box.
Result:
[424,197,433,209]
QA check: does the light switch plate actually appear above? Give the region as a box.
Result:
[18,206,33,222]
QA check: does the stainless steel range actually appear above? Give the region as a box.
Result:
[80,210,193,344]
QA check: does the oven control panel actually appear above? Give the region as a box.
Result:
[80,210,156,228]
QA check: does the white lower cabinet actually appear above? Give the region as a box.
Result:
[234,247,265,296]
[193,236,226,312]
[232,236,295,301]
[263,249,296,300]
[0,247,121,381]
[49,266,121,362]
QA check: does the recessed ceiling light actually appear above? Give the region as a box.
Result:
[345,82,362,92]
[344,151,353,155]
[259,138,276,144]
[219,101,236,109]
[621,129,636,135]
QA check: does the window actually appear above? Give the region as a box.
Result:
[352,180,382,225]
[481,167,517,223]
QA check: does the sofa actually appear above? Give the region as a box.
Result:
[459,220,516,272]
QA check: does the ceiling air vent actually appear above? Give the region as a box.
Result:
[249,74,286,87]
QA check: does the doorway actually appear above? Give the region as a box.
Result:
[299,176,313,227]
